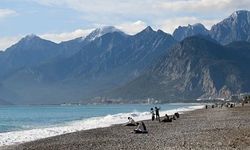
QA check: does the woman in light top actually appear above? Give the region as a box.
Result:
[134,121,148,134]
[125,117,137,126]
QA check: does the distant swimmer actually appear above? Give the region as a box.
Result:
[134,121,148,134]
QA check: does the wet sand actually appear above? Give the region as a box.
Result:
[3,104,250,150]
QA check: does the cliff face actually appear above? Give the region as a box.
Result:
[210,10,250,45]
[173,23,209,41]
[108,36,250,102]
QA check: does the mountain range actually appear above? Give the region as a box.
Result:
[0,10,250,104]
[107,36,250,102]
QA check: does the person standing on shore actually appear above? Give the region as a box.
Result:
[150,108,155,121]
[155,107,160,121]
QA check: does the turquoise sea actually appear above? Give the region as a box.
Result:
[0,103,203,146]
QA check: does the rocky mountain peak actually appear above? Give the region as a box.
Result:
[144,26,154,32]
[134,26,157,38]
[21,34,42,42]
[232,10,249,18]
[173,23,209,41]
[210,10,250,44]
[85,26,124,41]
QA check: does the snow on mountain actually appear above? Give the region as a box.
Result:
[85,26,125,41]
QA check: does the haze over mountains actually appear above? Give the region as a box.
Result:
[0,10,250,104]
[109,36,250,102]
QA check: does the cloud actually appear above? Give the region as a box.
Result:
[0,20,147,50]
[158,17,219,34]
[27,0,250,34]
[39,20,148,42]
[41,28,93,43]
[0,9,17,19]
[32,0,250,17]
[32,0,156,14]
[156,0,250,15]
[115,21,147,35]
[0,28,93,50]
[0,36,21,51]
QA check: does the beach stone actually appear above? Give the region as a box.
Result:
[5,104,250,150]
[218,142,222,146]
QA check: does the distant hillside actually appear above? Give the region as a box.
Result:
[1,10,250,104]
[106,36,250,102]
[0,27,177,104]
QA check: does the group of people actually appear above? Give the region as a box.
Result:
[205,102,236,109]
[150,107,160,121]
[161,112,180,122]
[124,107,180,134]
[125,117,148,133]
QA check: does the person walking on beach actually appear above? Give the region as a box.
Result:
[150,108,155,121]
[155,107,160,121]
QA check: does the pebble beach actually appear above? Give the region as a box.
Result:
[3,104,250,150]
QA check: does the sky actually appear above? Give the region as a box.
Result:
[0,0,250,50]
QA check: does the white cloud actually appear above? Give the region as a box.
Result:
[158,17,219,34]
[41,21,148,43]
[41,28,93,43]
[32,0,156,15]
[32,0,250,17]
[0,36,21,51]
[157,0,250,14]
[28,0,250,34]
[115,21,147,35]
[0,20,147,50]
[0,9,17,19]
[0,28,93,50]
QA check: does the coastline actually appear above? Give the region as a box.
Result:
[4,104,250,150]
[0,104,202,147]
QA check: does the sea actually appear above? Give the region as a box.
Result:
[0,103,204,146]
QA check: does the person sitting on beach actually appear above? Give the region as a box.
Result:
[161,114,172,122]
[172,115,176,120]
[174,112,180,118]
[134,121,148,133]
[220,103,224,108]
[150,108,155,121]
[125,117,137,126]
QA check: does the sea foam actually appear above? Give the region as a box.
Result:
[0,105,204,147]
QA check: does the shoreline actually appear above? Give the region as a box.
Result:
[3,104,250,149]
[4,104,250,150]
[0,104,203,148]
